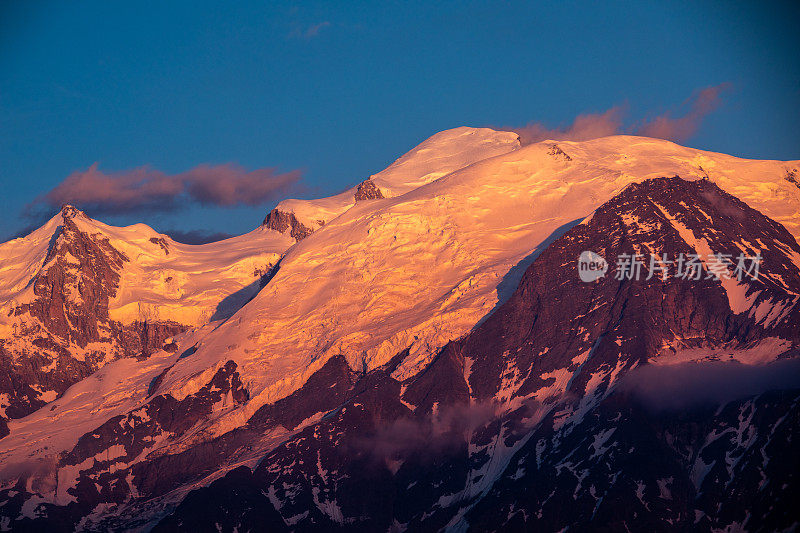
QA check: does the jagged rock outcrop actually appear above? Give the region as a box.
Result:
[354,178,384,201]
[548,143,572,161]
[786,167,800,190]
[261,208,315,241]
[17,207,128,348]
[0,206,187,432]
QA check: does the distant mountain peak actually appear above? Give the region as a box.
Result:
[59,203,86,221]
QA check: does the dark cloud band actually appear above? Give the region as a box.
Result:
[26,163,302,217]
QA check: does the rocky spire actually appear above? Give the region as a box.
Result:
[60,204,86,221]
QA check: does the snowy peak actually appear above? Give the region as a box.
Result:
[58,203,87,221]
[263,126,522,239]
[256,130,800,246]
[0,206,109,306]
[2,206,295,328]
[0,208,186,429]
[368,126,521,195]
[0,206,293,426]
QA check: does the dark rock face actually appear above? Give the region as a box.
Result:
[2,178,799,531]
[61,360,249,472]
[262,208,315,241]
[548,143,572,161]
[149,236,170,255]
[0,207,187,431]
[17,213,128,348]
[126,355,360,503]
[247,353,360,430]
[0,360,251,532]
[154,387,800,533]
[785,167,800,190]
[464,177,800,406]
[354,179,384,201]
[152,466,289,533]
[465,388,800,532]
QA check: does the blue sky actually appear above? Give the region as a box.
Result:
[1,0,798,241]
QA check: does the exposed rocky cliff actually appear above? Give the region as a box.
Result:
[0,207,186,434]
[261,208,315,241]
[354,179,384,201]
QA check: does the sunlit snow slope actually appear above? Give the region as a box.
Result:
[266,127,522,234]
[0,126,528,435]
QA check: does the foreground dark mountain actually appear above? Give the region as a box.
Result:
[149,177,800,533]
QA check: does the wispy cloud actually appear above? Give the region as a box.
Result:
[353,402,497,462]
[512,106,625,145]
[619,358,800,411]
[26,163,301,218]
[509,83,730,145]
[636,83,731,142]
[290,21,331,39]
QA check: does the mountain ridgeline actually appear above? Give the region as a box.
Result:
[0,129,798,531]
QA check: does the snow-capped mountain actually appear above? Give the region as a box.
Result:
[123,132,800,454]
[0,204,292,435]
[262,127,522,240]
[0,128,798,531]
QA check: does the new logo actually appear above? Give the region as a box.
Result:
[578,251,608,282]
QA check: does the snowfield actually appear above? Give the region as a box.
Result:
[271,126,522,231]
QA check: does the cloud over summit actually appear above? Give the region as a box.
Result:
[636,84,730,142]
[510,83,730,145]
